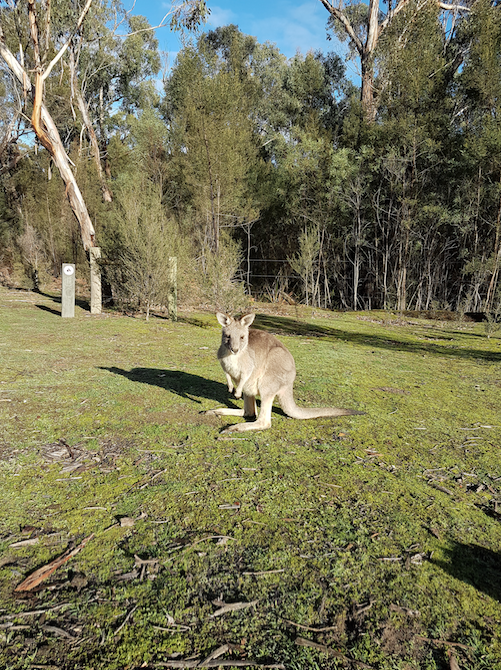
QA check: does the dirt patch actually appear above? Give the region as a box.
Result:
[39,438,136,475]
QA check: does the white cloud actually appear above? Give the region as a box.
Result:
[247,1,333,57]
[206,5,237,28]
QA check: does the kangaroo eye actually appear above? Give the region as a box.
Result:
[240,335,244,340]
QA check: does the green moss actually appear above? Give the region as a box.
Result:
[0,290,501,669]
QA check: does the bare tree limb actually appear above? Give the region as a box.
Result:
[318,0,363,54]
[41,0,93,82]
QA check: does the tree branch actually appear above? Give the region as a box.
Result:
[438,2,471,10]
[318,0,364,55]
[42,0,93,82]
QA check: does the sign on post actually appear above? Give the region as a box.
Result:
[61,264,75,318]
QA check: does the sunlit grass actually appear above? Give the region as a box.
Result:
[0,287,500,669]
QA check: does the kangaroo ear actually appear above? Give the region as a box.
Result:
[216,312,232,327]
[240,313,255,328]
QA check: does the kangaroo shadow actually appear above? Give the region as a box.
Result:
[431,541,501,602]
[98,367,288,421]
[99,366,240,408]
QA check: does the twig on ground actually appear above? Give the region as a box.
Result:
[416,635,473,650]
[243,569,285,576]
[210,600,258,618]
[284,619,339,632]
[0,603,69,620]
[295,638,374,669]
[114,605,138,636]
[41,624,78,641]
[140,468,170,489]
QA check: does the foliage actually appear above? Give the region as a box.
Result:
[1,4,501,314]
[288,226,321,306]
[103,171,178,320]
[198,232,249,312]
[164,36,261,252]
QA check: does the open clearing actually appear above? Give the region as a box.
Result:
[0,286,500,670]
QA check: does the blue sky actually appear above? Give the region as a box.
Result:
[130,0,353,74]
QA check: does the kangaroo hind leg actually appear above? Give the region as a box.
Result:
[205,394,256,419]
[222,395,274,433]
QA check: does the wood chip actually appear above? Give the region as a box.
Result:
[14,534,94,592]
[120,517,135,527]
[9,537,40,548]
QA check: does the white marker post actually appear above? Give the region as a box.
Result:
[61,264,75,318]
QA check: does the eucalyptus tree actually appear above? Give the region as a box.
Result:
[318,0,474,120]
[0,0,208,307]
[67,4,165,203]
[165,33,261,253]
[456,0,501,312]
[0,0,97,249]
[369,0,460,310]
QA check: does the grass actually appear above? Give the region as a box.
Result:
[0,286,500,670]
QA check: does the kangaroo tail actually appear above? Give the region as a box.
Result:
[278,386,364,420]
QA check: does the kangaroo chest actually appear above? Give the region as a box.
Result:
[220,351,245,380]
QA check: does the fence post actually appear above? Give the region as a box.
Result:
[89,247,102,315]
[168,257,177,321]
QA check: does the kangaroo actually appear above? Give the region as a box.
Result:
[206,312,363,432]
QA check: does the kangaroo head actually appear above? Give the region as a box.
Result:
[216,312,255,355]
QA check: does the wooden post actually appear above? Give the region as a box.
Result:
[61,264,75,318]
[168,257,177,321]
[89,247,102,315]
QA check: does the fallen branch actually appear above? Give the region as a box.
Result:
[415,635,473,650]
[210,600,258,618]
[14,534,94,592]
[295,638,374,669]
[284,619,339,632]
